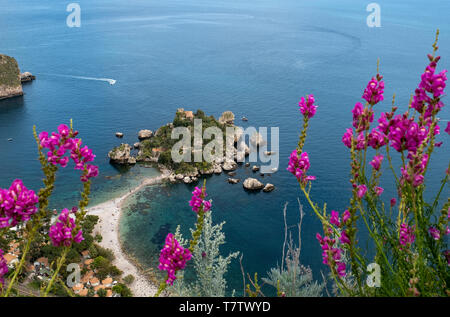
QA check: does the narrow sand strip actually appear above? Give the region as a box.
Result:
[88,170,170,297]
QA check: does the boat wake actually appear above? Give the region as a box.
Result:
[39,73,116,85]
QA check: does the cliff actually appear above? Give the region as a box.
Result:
[0,54,23,100]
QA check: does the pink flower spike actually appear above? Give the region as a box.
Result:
[330,210,341,227]
[342,210,351,224]
[340,231,351,245]
[374,186,384,196]
[369,154,384,171]
[356,185,367,199]
[298,95,318,119]
[428,227,440,240]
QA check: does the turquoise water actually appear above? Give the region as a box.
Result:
[1,0,449,295]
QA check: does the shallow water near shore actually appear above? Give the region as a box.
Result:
[1,0,450,295]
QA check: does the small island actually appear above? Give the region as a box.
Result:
[108,108,267,186]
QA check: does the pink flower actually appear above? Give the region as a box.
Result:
[390,198,397,207]
[369,154,384,171]
[330,210,341,227]
[352,103,374,132]
[49,208,84,247]
[316,233,346,277]
[428,227,440,240]
[287,150,316,186]
[189,186,212,214]
[356,184,367,199]
[368,129,386,149]
[363,75,384,105]
[342,210,351,224]
[355,132,366,150]
[299,95,318,119]
[342,128,353,148]
[158,233,192,285]
[399,223,415,246]
[340,230,350,245]
[0,179,39,228]
[445,122,450,135]
[374,186,384,196]
[39,124,99,182]
[336,262,346,278]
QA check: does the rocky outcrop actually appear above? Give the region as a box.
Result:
[138,129,153,140]
[228,178,240,184]
[108,144,136,164]
[222,160,237,171]
[20,72,35,83]
[219,111,235,125]
[213,164,222,174]
[263,183,275,192]
[243,178,264,191]
[0,55,23,100]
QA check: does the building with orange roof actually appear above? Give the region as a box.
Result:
[4,253,18,268]
[184,111,194,120]
[81,271,95,284]
[94,285,106,292]
[84,258,94,267]
[36,257,49,268]
[102,277,113,287]
[78,288,88,297]
[106,289,113,297]
[72,283,84,294]
[89,277,100,287]
[81,250,90,259]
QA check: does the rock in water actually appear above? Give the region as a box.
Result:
[227,178,240,184]
[0,55,23,100]
[222,160,237,171]
[263,183,275,192]
[138,129,153,140]
[115,132,124,138]
[243,178,264,191]
[252,165,260,172]
[108,143,136,164]
[20,72,35,83]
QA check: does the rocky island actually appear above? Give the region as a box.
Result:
[108,108,275,191]
[0,54,23,100]
[0,54,35,100]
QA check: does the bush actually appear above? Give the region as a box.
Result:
[123,274,135,285]
[97,288,107,297]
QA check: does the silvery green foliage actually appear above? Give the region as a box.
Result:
[262,201,324,297]
[263,239,325,297]
[170,212,239,297]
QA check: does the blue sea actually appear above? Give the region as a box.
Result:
[1,0,449,295]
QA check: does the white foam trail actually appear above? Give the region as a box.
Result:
[39,73,116,85]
